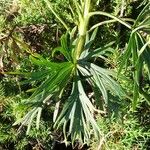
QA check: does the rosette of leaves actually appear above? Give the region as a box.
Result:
[13,0,150,144]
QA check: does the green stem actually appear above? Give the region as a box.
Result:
[132,25,150,33]
[89,18,134,32]
[74,0,91,62]
[89,11,132,29]
[74,35,86,61]
[84,0,91,17]
[44,0,69,31]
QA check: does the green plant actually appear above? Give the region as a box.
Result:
[90,112,150,150]
[0,82,53,150]
[11,0,150,146]
[118,2,150,109]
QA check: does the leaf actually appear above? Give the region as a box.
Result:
[54,77,101,144]
[14,61,74,135]
[80,28,99,60]
[139,88,150,105]
[26,108,39,135]
[36,107,42,130]
[30,62,74,99]
[52,32,74,61]
[90,63,125,98]
[29,54,60,69]
[138,40,150,57]
[91,68,108,105]
[73,0,83,21]
[80,41,114,60]
[53,101,60,122]
[14,107,42,134]
[78,64,106,108]
[60,33,72,61]
[70,26,77,41]
[132,33,138,65]
[118,34,133,76]
[134,2,150,27]
[132,82,139,111]
[13,107,37,126]
[52,47,64,57]
[22,70,52,84]
[84,27,98,50]
[136,33,150,79]
[78,62,125,111]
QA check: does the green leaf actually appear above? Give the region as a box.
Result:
[29,54,60,70]
[84,27,98,50]
[91,68,108,105]
[73,0,83,21]
[30,62,74,99]
[137,33,150,79]
[54,77,101,144]
[36,107,42,130]
[90,63,125,98]
[80,41,114,60]
[118,34,133,76]
[134,2,150,27]
[139,88,150,105]
[53,101,60,122]
[26,108,39,135]
[52,33,73,61]
[78,62,125,109]
[20,70,52,84]
[132,83,139,111]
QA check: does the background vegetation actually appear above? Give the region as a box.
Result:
[0,0,150,150]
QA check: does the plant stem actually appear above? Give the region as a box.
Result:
[75,35,86,61]
[89,11,132,29]
[74,0,91,62]
[44,0,69,31]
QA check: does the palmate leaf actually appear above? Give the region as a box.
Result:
[53,58,126,143]
[77,65,107,108]
[12,0,136,144]
[13,107,42,134]
[78,62,125,109]
[30,62,73,99]
[13,56,74,133]
[54,77,101,144]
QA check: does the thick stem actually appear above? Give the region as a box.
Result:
[74,0,91,62]
[74,18,89,62]
[75,35,86,61]
[84,0,91,17]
